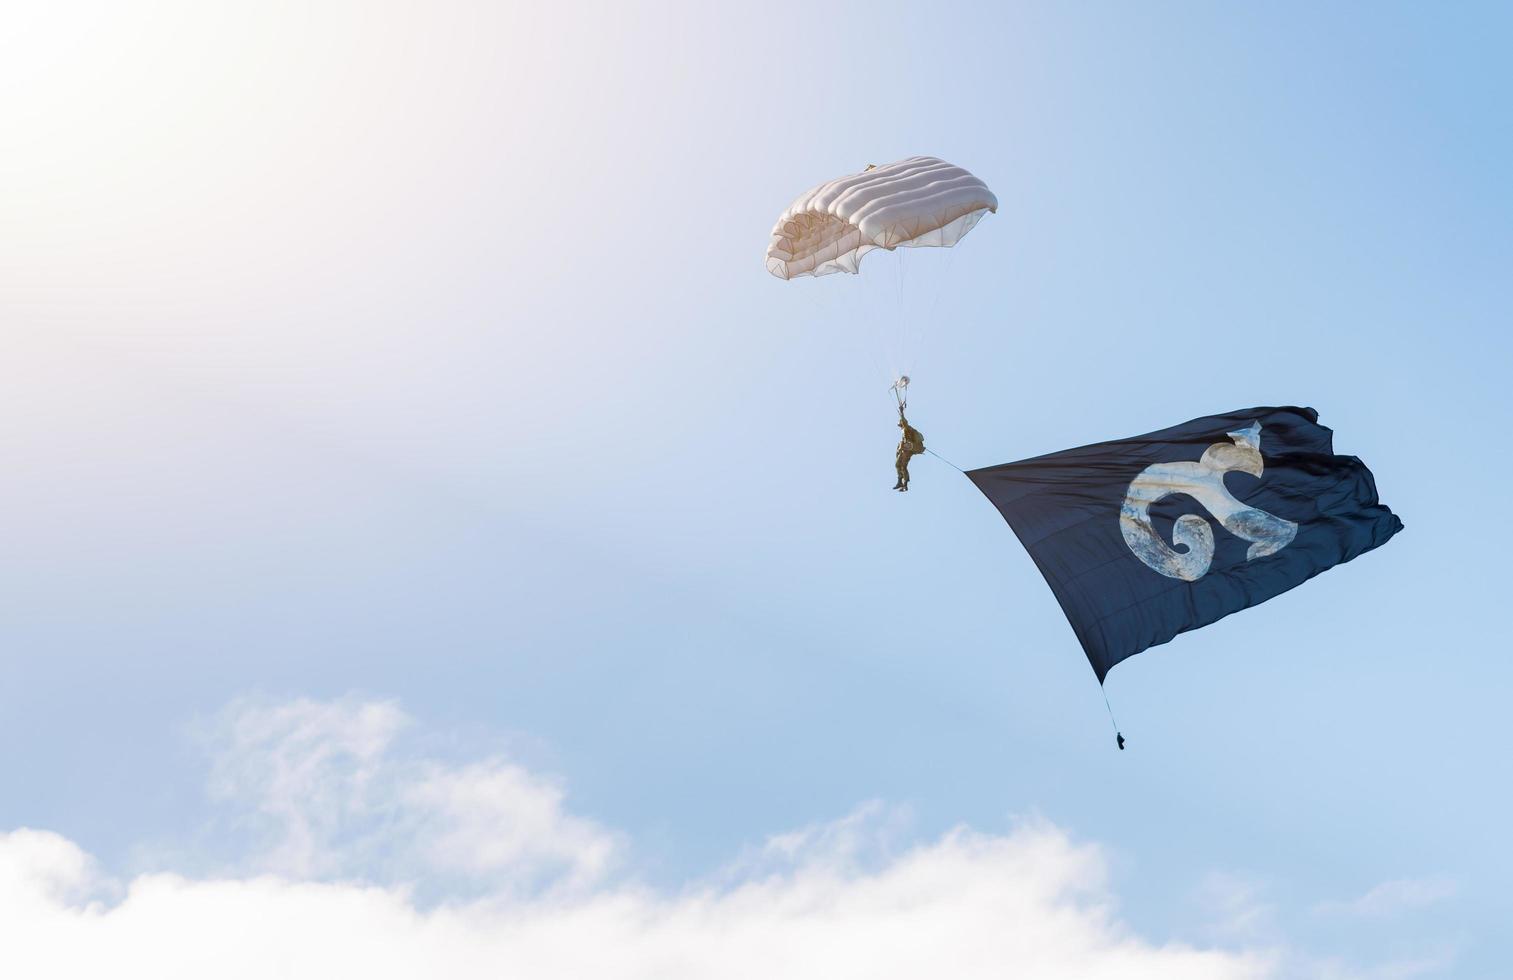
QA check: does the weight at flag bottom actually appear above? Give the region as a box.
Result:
[967,407,1403,683]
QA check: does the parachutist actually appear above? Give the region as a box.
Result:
[1116,732,1126,751]
[894,412,925,491]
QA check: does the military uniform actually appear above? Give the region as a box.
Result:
[894,417,925,491]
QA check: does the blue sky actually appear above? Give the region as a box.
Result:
[3,2,1510,977]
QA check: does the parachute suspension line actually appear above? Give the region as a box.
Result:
[860,291,894,389]
[913,245,958,382]
[860,307,888,386]
[889,246,901,376]
[873,253,897,383]
[836,273,891,388]
[862,264,898,384]
[806,280,877,386]
[927,245,958,329]
[801,279,890,393]
[1102,686,1126,751]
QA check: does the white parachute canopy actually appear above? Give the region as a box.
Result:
[766,156,997,280]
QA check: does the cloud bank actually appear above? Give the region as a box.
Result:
[1,698,1274,979]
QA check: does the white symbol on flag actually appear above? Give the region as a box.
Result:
[1120,422,1298,582]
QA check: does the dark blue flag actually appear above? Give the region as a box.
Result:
[967,407,1402,682]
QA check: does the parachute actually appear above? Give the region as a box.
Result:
[766,156,997,280]
[765,155,998,426]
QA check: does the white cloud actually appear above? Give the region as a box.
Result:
[401,758,616,889]
[1304,946,1462,980]
[0,819,1272,980]
[0,828,113,912]
[0,697,1281,979]
[1313,876,1458,919]
[203,696,410,878]
[200,696,618,891]
[731,798,915,877]
[1193,871,1278,942]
